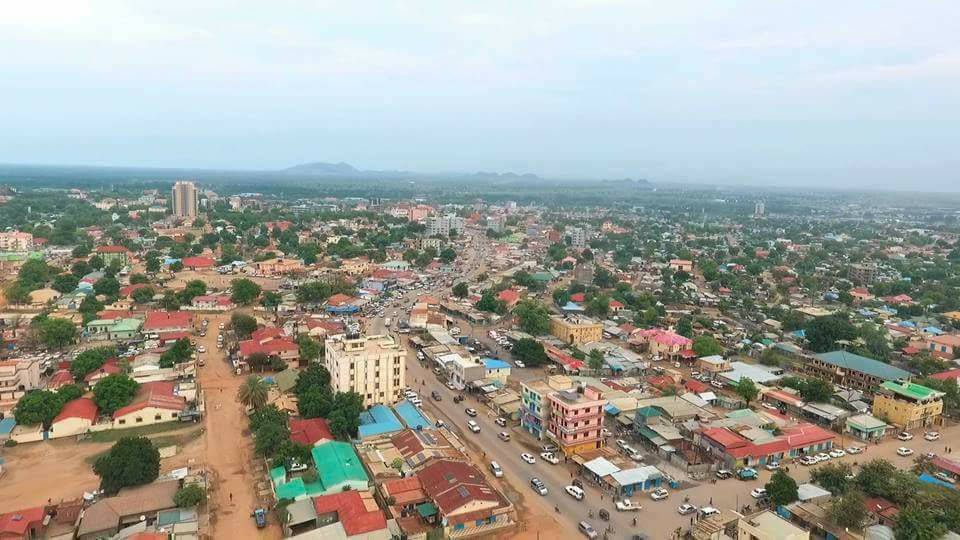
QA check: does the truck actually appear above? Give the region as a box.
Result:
[737,467,758,480]
[615,499,641,511]
[252,508,267,528]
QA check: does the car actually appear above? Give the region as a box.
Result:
[197,345,206,353]
[540,452,560,464]
[446,381,457,390]
[495,417,507,427]
[934,472,957,484]
[489,461,503,478]
[218,323,225,330]
[715,469,733,479]
[765,462,780,471]
[578,521,598,539]
[514,361,526,368]
[498,432,511,441]
[677,504,697,515]
[829,449,846,458]
[520,453,536,464]
[925,452,936,460]
[530,477,547,495]
[649,488,669,500]
[897,447,914,456]
[761,402,778,411]
[541,444,558,453]
[924,431,941,441]
[816,453,831,462]
[711,380,725,389]
[410,398,422,406]
[615,499,641,511]
[601,428,613,437]
[846,446,864,454]
[616,439,630,450]
[898,432,914,441]
[800,455,819,466]
[431,391,442,401]
[467,420,480,433]
[565,484,586,500]
[199,331,206,337]
[465,408,478,417]
[751,488,768,499]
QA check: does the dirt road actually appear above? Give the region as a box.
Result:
[197,311,281,539]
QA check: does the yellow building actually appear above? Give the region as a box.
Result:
[872,381,944,430]
[549,315,603,346]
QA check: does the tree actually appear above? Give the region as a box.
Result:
[14,390,64,429]
[261,291,282,309]
[295,363,332,394]
[36,318,77,349]
[231,313,258,339]
[179,279,207,303]
[18,259,52,288]
[174,484,207,507]
[328,392,364,439]
[131,286,156,304]
[238,376,269,410]
[452,282,469,298]
[829,490,867,529]
[93,375,139,414]
[145,254,161,273]
[513,300,551,335]
[129,273,150,284]
[512,338,549,367]
[734,377,759,406]
[93,437,160,495]
[895,503,948,540]
[169,260,184,272]
[811,462,854,495]
[298,385,335,418]
[247,352,273,372]
[71,346,116,380]
[676,317,693,338]
[93,276,120,297]
[692,336,723,357]
[249,405,288,432]
[804,314,857,353]
[765,470,799,506]
[52,273,79,294]
[295,337,322,365]
[854,459,899,500]
[439,247,457,263]
[57,384,83,403]
[231,278,262,305]
[588,349,604,373]
[593,267,615,288]
[475,290,506,314]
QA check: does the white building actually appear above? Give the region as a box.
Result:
[324,333,406,407]
[565,226,586,248]
[426,215,465,238]
[171,180,198,219]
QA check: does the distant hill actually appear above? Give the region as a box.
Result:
[283,161,360,175]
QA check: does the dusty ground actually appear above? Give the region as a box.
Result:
[197,311,281,539]
[153,268,283,292]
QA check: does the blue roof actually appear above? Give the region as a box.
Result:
[815,351,910,381]
[900,321,916,327]
[923,326,944,335]
[358,405,403,438]
[919,473,956,490]
[604,403,621,415]
[791,329,806,338]
[483,358,511,370]
[0,417,15,435]
[326,305,360,313]
[561,302,585,312]
[394,400,431,430]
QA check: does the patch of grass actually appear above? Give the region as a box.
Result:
[84,425,203,465]
[84,421,199,443]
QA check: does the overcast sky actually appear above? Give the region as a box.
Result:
[2,1,959,190]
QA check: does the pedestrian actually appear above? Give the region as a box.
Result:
[229,492,233,502]
[710,497,713,505]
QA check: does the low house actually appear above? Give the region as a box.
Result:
[190,295,234,311]
[0,506,48,539]
[844,414,889,441]
[181,256,215,270]
[76,480,179,540]
[49,398,98,438]
[290,417,334,447]
[238,328,300,369]
[308,491,388,538]
[417,459,514,538]
[143,311,194,335]
[112,382,187,428]
[482,358,511,385]
[669,259,693,272]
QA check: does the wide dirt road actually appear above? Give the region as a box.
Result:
[198,311,281,539]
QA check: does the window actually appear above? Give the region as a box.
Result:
[118,419,126,425]
[155,414,162,421]
[135,417,143,423]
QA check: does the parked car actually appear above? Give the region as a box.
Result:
[498,432,511,442]
[541,444,558,453]
[800,455,819,466]
[540,452,560,464]
[578,521,598,539]
[815,453,831,462]
[530,477,547,496]
[750,488,768,499]
[846,446,864,454]
[615,499,641,511]
[738,468,758,480]
[431,391,442,401]
[465,408,478,417]
[649,488,669,500]
[677,504,697,515]
[829,449,846,458]
[715,469,733,479]
[521,453,536,464]
[897,447,914,456]
[924,431,941,441]
[898,432,914,441]
[566,485,585,500]
[765,462,780,471]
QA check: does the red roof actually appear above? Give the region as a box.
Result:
[113,382,185,418]
[48,369,75,389]
[120,283,150,297]
[380,476,427,506]
[252,327,285,341]
[239,336,298,358]
[684,379,709,393]
[312,492,386,536]
[701,427,748,449]
[143,311,193,331]
[289,418,333,446]
[646,375,675,389]
[53,398,98,424]
[764,389,805,408]
[727,438,791,460]
[182,256,215,268]
[570,293,586,303]
[417,460,502,515]
[545,346,584,370]
[497,289,520,304]
[97,310,133,320]
[609,299,624,308]
[96,245,128,253]
[0,506,47,537]
[84,362,122,382]
[930,368,960,381]
[326,293,355,307]
[781,423,835,448]
[157,331,191,343]
[932,455,960,476]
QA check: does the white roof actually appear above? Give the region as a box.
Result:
[610,465,662,486]
[698,391,717,402]
[583,457,620,477]
[797,483,832,501]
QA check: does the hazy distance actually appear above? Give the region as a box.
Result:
[2,1,959,191]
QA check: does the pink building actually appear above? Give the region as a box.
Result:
[545,385,607,456]
[630,328,693,358]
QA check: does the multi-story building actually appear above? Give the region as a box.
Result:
[486,215,506,233]
[520,380,553,440]
[325,333,405,407]
[848,263,878,284]
[549,315,603,346]
[806,351,910,393]
[171,180,198,219]
[425,215,464,238]
[0,358,42,416]
[565,226,586,248]
[872,381,944,430]
[0,231,33,251]
[545,384,607,456]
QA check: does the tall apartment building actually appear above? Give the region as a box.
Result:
[425,215,464,238]
[549,315,603,346]
[545,384,607,456]
[324,333,406,407]
[872,380,944,430]
[0,231,33,251]
[486,215,506,233]
[0,358,42,416]
[565,226,586,248]
[848,263,878,284]
[171,181,198,219]
[521,375,575,440]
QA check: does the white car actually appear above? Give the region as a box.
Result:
[765,462,780,471]
[514,361,526,368]
[615,499,641,511]
[467,420,480,433]
[649,488,669,500]
[498,432,511,442]
[816,453,831,462]
[924,431,941,441]
[521,453,536,464]
[829,449,846,458]
[750,488,767,499]
[677,504,697,515]
[565,485,585,500]
[846,446,864,454]
[800,455,819,466]
[897,432,913,441]
[897,447,914,457]
[540,452,560,464]
[197,345,206,353]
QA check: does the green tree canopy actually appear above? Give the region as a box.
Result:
[93,437,160,495]
[231,313,258,339]
[811,462,854,495]
[765,470,799,506]
[92,374,139,414]
[452,282,469,298]
[238,375,269,410]
[804,314,857,353]
[297,336,323,363]
[692,336,724,357]
[71,346,116,380]
[174,484,207,508]
[131,286,156,304]
[513,300,551,335]
[230,278,262,305]
[734,377,759,406]
[512,338,549,367]
[36,317,77,349]
[828,490,867,529]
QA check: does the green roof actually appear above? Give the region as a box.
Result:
[880,381,943,401]
[531,272,554,282]
[275,478,307,501]
[274,368,299,393]
[417,502,438,518]
[110,318,142,332]
[635,406,662,418]
[311,441,368,492]
[815,351,910,381]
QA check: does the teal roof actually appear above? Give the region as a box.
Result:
[275,477,306,501]
[635,406,663,418]
[110,318,142,332]
[815,351,910,381]
[311,441,368,491]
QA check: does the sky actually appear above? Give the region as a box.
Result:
[2,1,959,190]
